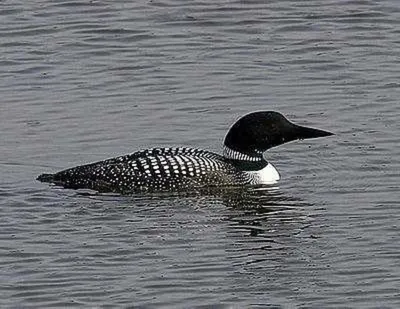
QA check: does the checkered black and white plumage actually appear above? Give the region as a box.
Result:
[39,147,264,193]
[222,146,262,162]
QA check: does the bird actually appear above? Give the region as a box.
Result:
[37,111,333,194]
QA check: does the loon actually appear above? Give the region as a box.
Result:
[37,111,333,194]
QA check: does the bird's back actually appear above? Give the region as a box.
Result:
[38,147,244,193]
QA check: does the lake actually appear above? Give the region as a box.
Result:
[1,0,400,308]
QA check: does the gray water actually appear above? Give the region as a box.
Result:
[1,0,400,308]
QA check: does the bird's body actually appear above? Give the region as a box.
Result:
[37,147,279,193]
[37,111,332,194]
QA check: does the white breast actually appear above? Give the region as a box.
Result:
[247,162,280,185]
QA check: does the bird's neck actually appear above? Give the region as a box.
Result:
[222,146,267,171]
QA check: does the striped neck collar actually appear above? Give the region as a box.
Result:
[223,146,263,162]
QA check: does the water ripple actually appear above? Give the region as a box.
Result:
[1,0,400,307]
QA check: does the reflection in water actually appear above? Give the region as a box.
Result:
[220,186,312,239]
[159,184,314,239]
[76,184,312,234]
[77,184,313,250]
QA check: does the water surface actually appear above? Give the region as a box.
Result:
[1,0,400,308]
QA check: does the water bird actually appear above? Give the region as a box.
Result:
[37,111,333,194]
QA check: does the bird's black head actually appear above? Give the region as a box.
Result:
[224,111,333,156]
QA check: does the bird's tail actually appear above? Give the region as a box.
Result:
[37,173,55,183]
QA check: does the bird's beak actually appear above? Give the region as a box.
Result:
[294,124,334,140]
